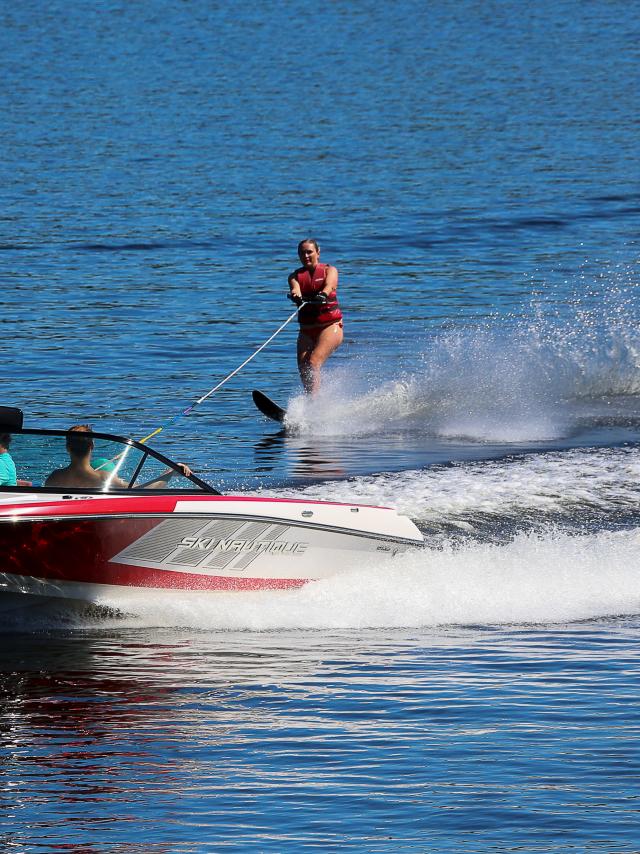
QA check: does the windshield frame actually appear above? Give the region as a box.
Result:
[0,427,219,495]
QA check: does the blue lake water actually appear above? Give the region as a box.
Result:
[2,0,640,850]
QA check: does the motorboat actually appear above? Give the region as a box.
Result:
[0,408,423,612]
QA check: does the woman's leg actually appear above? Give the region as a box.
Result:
[297,323,344,394]
[297,331,316,393]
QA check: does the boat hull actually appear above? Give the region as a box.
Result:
[0,494,423,610]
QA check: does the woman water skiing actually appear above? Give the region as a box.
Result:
[288,239,343,394]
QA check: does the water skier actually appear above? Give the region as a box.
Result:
[288,239,343,395]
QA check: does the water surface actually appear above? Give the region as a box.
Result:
[2,0,640,850]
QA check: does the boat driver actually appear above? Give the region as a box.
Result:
[44,425,192,490]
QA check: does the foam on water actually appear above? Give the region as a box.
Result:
[257,445,640,526]
[88,526,640,631]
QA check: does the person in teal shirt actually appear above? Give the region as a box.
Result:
[0,433,17,486]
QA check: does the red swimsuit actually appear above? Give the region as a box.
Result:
[296,263,343,330]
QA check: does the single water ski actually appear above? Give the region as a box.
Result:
[252,389,286,424]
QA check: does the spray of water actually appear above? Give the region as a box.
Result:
[70,527,640,631]
[285,278,640,443]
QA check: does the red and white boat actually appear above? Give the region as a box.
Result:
[0,408,423,612]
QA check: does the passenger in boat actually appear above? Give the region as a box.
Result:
[44,425,192,490]
[288,238,343,395]
[0,433,17,487]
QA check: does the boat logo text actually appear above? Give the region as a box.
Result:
[179,536,308,555]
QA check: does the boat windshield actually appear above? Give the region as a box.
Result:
[1,429,213,493]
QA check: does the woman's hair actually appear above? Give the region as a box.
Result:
[0,433,10,448]
[297,238,319,254]
[66,424,94,457]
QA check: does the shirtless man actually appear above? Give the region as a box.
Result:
[45,424,191,489]
[45,425,128,489]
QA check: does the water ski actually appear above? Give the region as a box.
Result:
[252,389,286,424]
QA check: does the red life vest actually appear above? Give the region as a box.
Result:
[296,263,343,328]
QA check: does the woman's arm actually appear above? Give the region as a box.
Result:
[322,265,338,295]
[288,271,303,303]
[288,271,302,297]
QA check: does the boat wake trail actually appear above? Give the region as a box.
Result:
[270,444,640,535]
[62,526,640,631]
[4,494,640,632]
